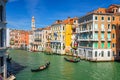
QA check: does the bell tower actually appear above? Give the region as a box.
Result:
[31,16,36,31]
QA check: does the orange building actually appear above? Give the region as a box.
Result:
[107,4,120,61]
[10,30,29,49]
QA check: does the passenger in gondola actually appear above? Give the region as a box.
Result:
[39,65,46,69]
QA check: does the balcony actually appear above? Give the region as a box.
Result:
[94,28,98,31]
[92,38,99,41]
[107,38,111,41]
[101,29,105,32]
[101,38,105,41]
[107,29,111,32]
[79,29,93,33]
[80,20,93,25]
[77,38,94,41]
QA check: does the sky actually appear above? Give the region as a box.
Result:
[6,0,120,30]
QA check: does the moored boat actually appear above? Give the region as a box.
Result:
[31,62,50,72]
[64,57,80,63]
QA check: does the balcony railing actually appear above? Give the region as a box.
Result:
[107,38,111,41]
[79,29,93,33]
[101,38,105,41]
[107,29,111,32]
[101,29,105,32]
[94,28,98,31]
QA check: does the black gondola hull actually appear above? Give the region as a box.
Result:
[64,57,80,63]
[31,62,50,72]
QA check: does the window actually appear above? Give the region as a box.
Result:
[0,6,3,22]
[101,17,104,20]
[108,51,110,57]
[112,43,115,48]
[108,33,111,39]
[101,51,104,57]
[116,9,118,13]
[94,42,98,48]
[95,16,98,20]
[95,51,97,57]
[101,42,104,48]
[108,17,110,21]
[119,51,120,56]
[94,33,98,39]
[101,24,104,30]
[74,20,76,23]
[94,23,98,30]
[0,57,3,66]
[119,25,120,30]
[63,26,64,30]
[107,42,111,48]
[112,25,116,29]
[112,34,115,38]
[101,32,104,39]
[108,24,110,29]
[112,17,115,21]
[113,51,115,56]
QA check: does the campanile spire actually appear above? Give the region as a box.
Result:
[31,16,36,31]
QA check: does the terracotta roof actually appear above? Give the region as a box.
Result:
[43,26,51,30]
[52,17,78,25]
[110,4,120,7]
[62,17,78,25]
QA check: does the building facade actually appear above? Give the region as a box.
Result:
[51,20,65,54]
[50,17,78,55]
[64,17,78,55]
[31,28,43,51]
[77,4,120,61]
[10,30,29,49]
[0,0,7,79]
[28,31,34,51]
[42,27,51,52]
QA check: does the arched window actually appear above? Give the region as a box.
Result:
[0,5,3,22]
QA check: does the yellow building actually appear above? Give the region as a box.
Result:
[65,24,72,47]
[64,17,78,55]
[50,17,78,55]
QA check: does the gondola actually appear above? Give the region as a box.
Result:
[31,62,50,72]
[64,57,80,63]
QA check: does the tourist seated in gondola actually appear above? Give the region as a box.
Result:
[39,65,46,69]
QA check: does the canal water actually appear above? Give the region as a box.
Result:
[9,50,120,80]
